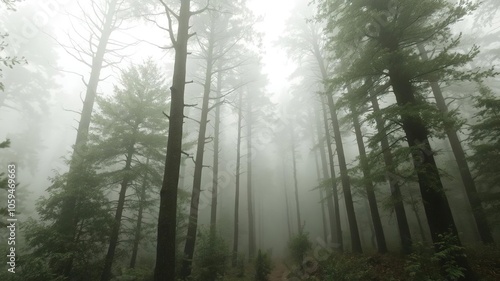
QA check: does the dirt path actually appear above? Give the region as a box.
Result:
[269,262,287,281]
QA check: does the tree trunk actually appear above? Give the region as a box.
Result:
[409,188,429,244]
[101,144,135,281]
[283,159,292,240]
[210,69,222,236]
[418,44,493,244]
[180,27,215,278]
[246,95,256,261]
[313,107,336,244]
[325,93,362,253]
[386,51,474,279]
[56,0,118,276]
[311,36,360,251]
[232,91,243,267]
[129,158,149,269]
[155,1,192,280]
[320,100,343,252]
[348,90,387,253]
[313,145,329,243]
[290,130,302,234]
[370,92,412,254]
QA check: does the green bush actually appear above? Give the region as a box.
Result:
[287,232,312,265]
[192,229,229,281]
[405,232,467,281]
[321,254,373,281]
[255,250,273,281]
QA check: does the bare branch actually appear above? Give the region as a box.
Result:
[190,0,210,16]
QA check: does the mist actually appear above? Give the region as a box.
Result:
[1,0,499,280]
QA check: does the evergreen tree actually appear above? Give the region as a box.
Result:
[315,0,495,278]
[469,85,500,204]
[94,60,168,281]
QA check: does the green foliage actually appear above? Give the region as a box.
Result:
[287,232,312,265]
[469,85,500,190]
[321,254,374,281]
[405,232,467,281]
[192,229,229,281]
[23,165,112,280]
[114,267,154,281]
[236,253,246,278]
[254,250,272,281]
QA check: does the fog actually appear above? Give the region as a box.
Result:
[1,0,500,280]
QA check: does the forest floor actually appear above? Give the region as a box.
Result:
[268,262,287,281]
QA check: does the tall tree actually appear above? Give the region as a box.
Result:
[96,61,168,281]
[180,0,257,274]
[232,90,243,267]
[418,44,493,244]
[153,0,208,279]
[344,85,387,253]
[316,0,493,278]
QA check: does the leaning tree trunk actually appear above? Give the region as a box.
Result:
[370,91,412,254]
[180,28,215,278]
[325,92,362,253]
[232,91,243,267]
[101,144,135,281]
[311,37,361,252]
[56,0,118,276]
[320,100,344,252]
[246,95,256,261]
[155,1,193,280]
[386,51,474,279]
[348,90,387,253]
[418,44,493,244]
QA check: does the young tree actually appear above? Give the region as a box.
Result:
[95,61,168,281]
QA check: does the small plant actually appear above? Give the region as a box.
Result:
[321,254,373,281]
[287,232,312,265]
[405,232,467,281]
[192,229,229,281]
[255,250,273,281]
[236,253,246,277]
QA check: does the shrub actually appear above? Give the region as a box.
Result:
[287,232,312,265]
[255,250,273,281]
[192,229,229,281]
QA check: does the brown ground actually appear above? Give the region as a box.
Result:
[268,262,287,281]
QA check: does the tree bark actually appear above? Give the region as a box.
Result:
[320,100,344,252]
[418,44,493,244]
[155,1,192,280]
[232,91,243,267]
[348,90,387,253]
[370,92,412,254]
[385,48,475,279]
[180,24,215,278]
[325,93,362,253]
